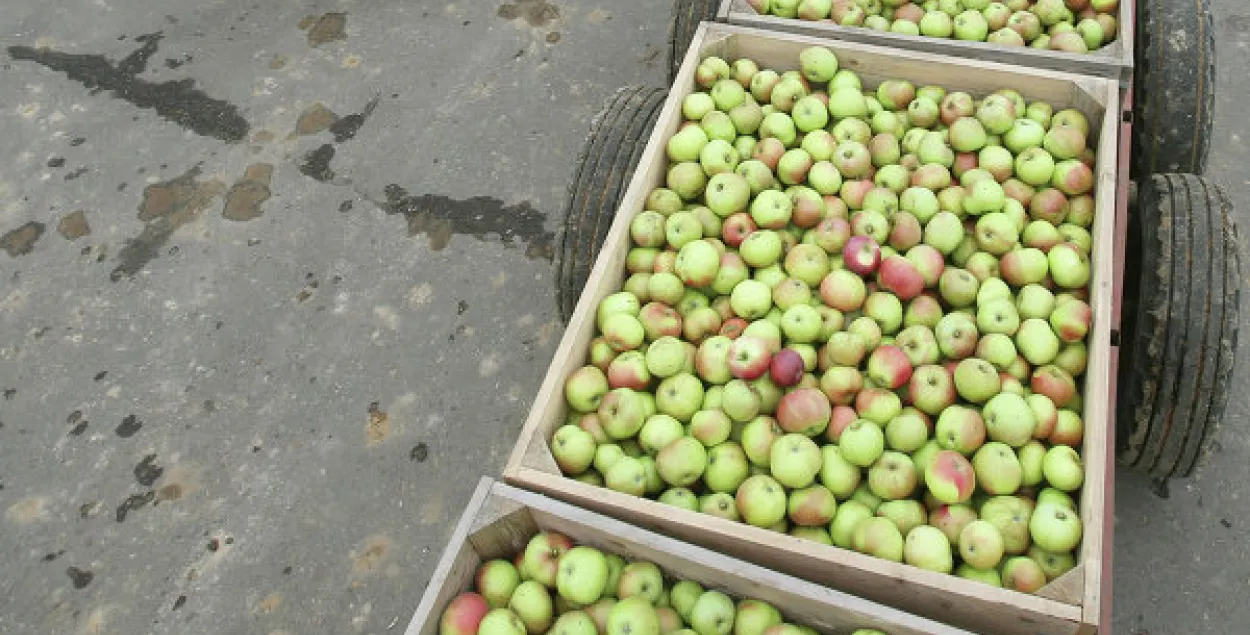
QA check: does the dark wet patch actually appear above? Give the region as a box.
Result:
[381,185,554,259]
[70,137,86,146]
[69,420,88,436]
[1222,518,1233,528]
[173,595,187,610]
[47,157,66,168]
[223,163,273,221]
[410,443,429,462]
[43,550,65,562]
[7,34,250,142]
[68,411,83,424]
[339,200,353,213]
[164,55,192,69]
[497,0,561,27]
[116,490,154,522]
[295,103,337,136]
[66,567,94,589]
[58,211,91,240]
[134,454,164,486]
[112,167,225,281]
[457,300,468,315]
[3,388,16,400]
[283,565,293,575]
[115,414,142,438]
[301,13,348,47]
[203,399,215,413]
[64,167,89,180]
[1,222,46,257]
[94,370,108,381]
[299,144,337,183]
[328,96,379,142]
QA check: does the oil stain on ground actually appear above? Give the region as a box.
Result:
[112,167,225,281]
[223,163,273,221]
[299,13,348,47]
[497,0,561,27]
[7,33,249,142]
[1,222,45,257]
[382,185,554,259]
[58,211,91,240]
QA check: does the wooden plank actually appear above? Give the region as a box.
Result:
[717,0,1132,80]
[406,477,496,635]
[405,479,982,635]
[1036,566,1086,605]
[504,22,1120,635]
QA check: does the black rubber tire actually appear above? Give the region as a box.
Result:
[669,0,719,82]
[554,86,669,324]
[1117,174,1241,479]
[1132,0,1216,178]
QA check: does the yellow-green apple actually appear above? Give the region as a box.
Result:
[1028,545,1076,581]
[788,484,838,526]
[972,442,1023,495]
[877,499,927,536]
[830,500,874,548]
[938,267,980,308]
[909,364,957,415]
[976,332,1017,369]
[950,116,988,152]
[1065,194,1095,228]
[868,451,919,500]
[1054,341,1087,377]
[820,444,863,500]
[605,456,647,496]
[600,388,648,439]
[776,388,832,436]
[648,272,685,306]
[1017,440,1047,486]
[751,375,784,414]
[740,415,782,466]
[819,365,863,406]
[966,252,1003,283]
[675,240,720,288]
[1007,10,1042,40]
[603,312,646,352]
[668,124,710,163]
[954,357,1002,403]
[480,608,529,635]
[784,243,830,287]
[1001,556,1047,593]
[769,348,806,387]
[632,211,669,248]
[923,211,964,255]
[616,561,664,603]
[832,141,874,180]
[791,525,832,544]
[1016,283,1056,320]
[591,333,621,370]
[895,325,940,366]
[852,516,905,561]
[839,419,886,467]
[772,278,811,311]
[566,366,610,412]
[841,179,878,210]
[770,433,823,488]
[1031,364,1077,407]
[585,599,617,634]
[801,128,838,162]
[828,86,869,119]
[936,313,980,360]
[667,162,708,202]
[733,599,782,635]
[864,291,904,334]
[956,563,1003,586]
[1003,117,1046,153]
[594,444,625,475]
[917,131,956,168]
[696,56,731,89]
[870,134,903,171]
[701,140,741,178]
[705,441,750,492]
[696,335,735,385]
[477,560,522,608]
[553,425,598,476]
[1043,122,1086,160]
[1047,242,1090,288]
[607,597,659,635]
[736,474,789,527]
[522,532,574,588]
[930,504,979,544]
[811,216,852,254]
[780,304,823,343]
[904,525,954,573]
[640,414,686,454]
[820,269,867,312]
[1029,188,1069,226]
[1029,503,1082,552]
[656,373,704,422]
[981,495,1035,555]
[705,173,753,219]
[926,450,977,503]
[760,111,799,147]
[665,580,702,623]
[1057,224,1092,253]
[855,386,902,425]
[982,392,1037,446]
[551,609,598,635]
[1014,146,1056,188]
[700,492,740,522]
[659,488,699,512]
[1043,445,1084,491]
[1000,247,1049,287]
[959,520,1006,570]
[1006,354,1032,381]
[557,546,610,606]
[1038,487,1076,511]
[977,298,1020,337]
[904,293,944,329]
[1016,318,1061,366]
[885,408,931,454]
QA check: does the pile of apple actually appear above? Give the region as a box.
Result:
[746,0,1118,54]
[555,46,1095,594]
[440,531,892,635]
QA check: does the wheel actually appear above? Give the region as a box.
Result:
[555,85,669,324]
[1132,0,1216,177]
[669,0,719,82]
[1117,174,1241,479]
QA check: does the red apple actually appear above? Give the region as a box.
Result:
[722,212,757,247]
[866,345,913,389]
[1031,365,1078,407]
[926,450,977,504]
[826,405,858,443]
[729,337,773,380]
[441,593,491,635]
[876,255,925,301]
[770,348,806,386]
[843,235,882,276]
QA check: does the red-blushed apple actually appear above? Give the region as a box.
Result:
[842,235,882,276]
[722,212,758,248]
[639,303,684,342]
[1026,393,1059,440]
[584,600,616,634]
[1050,297,1092,343]
[1001,556,1047,593]
[905,244,946,288]
[904,524,955,574]
[1031,364,1077,407]
[1029,187,1069,225]
[443,599,500,635]
[590,336,618,373]
[522,532,574,588]
[729,336,772,380]
[1003,177,1036,207]
[868,451,919,500]
[935,405,987,455]
[909,364,957,415]
[896,325,940,366]
[683,306,723,344]
[566,365,610,412]
[751,137,787,171]
[819,365,863,407]
[940,91,976,125]
[876,255,925,300]
[776,387,832,436]
[959,520,1006,570]
[576,412,610,444]
[810,216,851,254]
[866,344,913,389]
[887,212,923,253]
[855,386,902,426]
[720,318,748,339]
[1029,503,1083,552]
[953,151,978,179]
[788,484,838,526]
[904,293,944,329]
[852,516,905,562]
[926,450,977,504]
[737,474,789,527]
[1049,409,1085,447]
[930,503,979,545]
[820,269,867,312]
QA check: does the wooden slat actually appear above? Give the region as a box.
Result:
[1036,566,1086,605]
[717,0,1133,80]
[504,22,1121,635]
[404,480,981,635]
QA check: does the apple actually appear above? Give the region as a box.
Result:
[896,325,940,366]
[741,415,782,466]
[830,500,874,549]
[852,516,905,562]
[906,364,954,416]
[854,386,902,425]
[1031,364,1077,407]
[656,373,704,422]
[521,532,573,589]
[926,450,977,504]
[972,442,1024,495]
[868,451,919,500]
[976,333,1017,370]
[605,456,648,496]
[959,520,1006,570]
[1014,439,1047,487]
[787,483,839,526]
[732,600,782,635]
[567,365,610,413]
[935,405,987,455]
[600,388,648,440]
[840,419,886,467]
[442,593,492,635]
[1038,487,1077,511]
[480,608,530,635]
[904,294,944,329]
[812,445,860,503]
[955,564,1002,587]
[1001,557,1047,593]
[616,561,665,604]
[728,336,774,381]
[1029,545,1077,582]
[767,348,805,387]
[736,474,789,528]
[776,387,832,436]
[555,546,610,606]
[980,495,1034,555]
[929,503,979,545]
[553,425,599,476]
[769,433,824,488]
[1043,445,1084,492]
[877,499,927,537]
[1029,503,1083,552]
[981,392,1037,447]
[607,597,659,635]
[954,357,1002,403]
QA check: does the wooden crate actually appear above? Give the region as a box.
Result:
[714,0,1133,80]
[405,478,976,635]
[505,22,1120,635]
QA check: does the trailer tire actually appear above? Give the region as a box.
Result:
[669,0,719,82]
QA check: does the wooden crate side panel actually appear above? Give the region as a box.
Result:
[516,468,1084,635]
[720,0,1132,78]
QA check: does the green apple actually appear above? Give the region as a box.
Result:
[557,547,610,606]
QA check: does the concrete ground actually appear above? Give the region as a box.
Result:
[0,1,1243,634]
